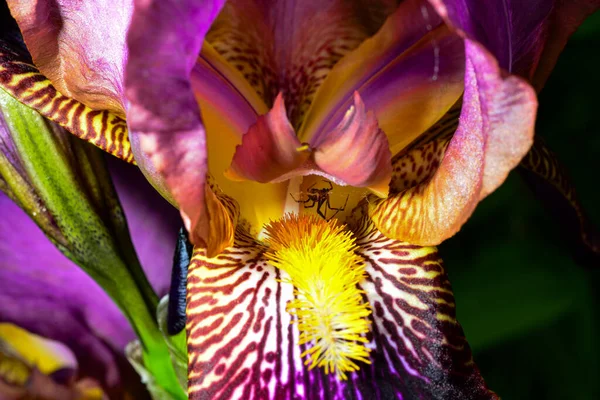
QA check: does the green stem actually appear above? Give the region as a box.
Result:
[0,89,186,398]
[112,270,186,400]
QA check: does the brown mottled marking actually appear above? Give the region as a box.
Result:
[0,42,134,163]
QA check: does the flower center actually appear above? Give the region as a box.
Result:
[264,214,371,379]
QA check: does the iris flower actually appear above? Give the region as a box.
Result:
[0,0,598,399]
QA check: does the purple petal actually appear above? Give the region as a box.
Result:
[107,157,181,296]
[125,0,234,256]
[428,0,600,88]
[301,1,465,158]
[0,193,140,396]
[428,0,551,77]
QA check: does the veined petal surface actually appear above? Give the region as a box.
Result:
[351,215,496,399]
[7,0,131,114]
[369,41,536,245]
[186,221,495,399]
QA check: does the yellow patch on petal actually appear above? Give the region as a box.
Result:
[199,98,289,237]
[264,214,371,380]
[0,323,76,377]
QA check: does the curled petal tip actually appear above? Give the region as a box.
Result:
[187,184,237,258]
[227,93,307,183]
[314,92,392,195]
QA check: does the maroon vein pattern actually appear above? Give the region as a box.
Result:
[352,216,497,400]
[186,231,306,400]
[388,98,463,193]
[186,217,496,399]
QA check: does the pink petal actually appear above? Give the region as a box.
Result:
[313,92,392,196]
[7,0,132,114]
[225,93,308,183]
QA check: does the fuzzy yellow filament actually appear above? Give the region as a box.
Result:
[264,214,371,380]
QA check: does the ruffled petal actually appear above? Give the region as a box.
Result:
[6,0,132,114]
[125,0,231,256]
[369,40,537,245]
[0,31,133,162]
[186,221,495,399]
[227,93,392,196]
[519,137,600,266]
[301,0,465,156]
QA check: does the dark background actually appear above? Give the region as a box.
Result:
[442,12,600,400]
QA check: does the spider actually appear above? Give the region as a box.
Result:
[290,180,349,221]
